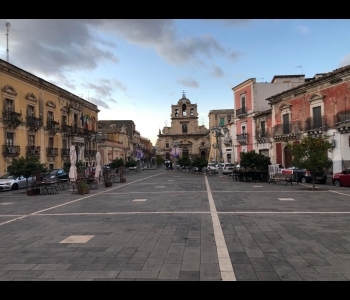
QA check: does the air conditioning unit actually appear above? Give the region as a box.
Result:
[8,147,15,154]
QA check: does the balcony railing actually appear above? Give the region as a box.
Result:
[334,111,350,126]
[61,148,70,156]
[2,111,23,127]
[236,133,248,144]
[84,149,97,157]
[305,116,328,131]
[223,137,232,145]
[255,129,270,143]
[26,146,40,156]
[236,107,247,117]
[46,147,58,156]
[26,116,43,130]
[2,145,20,157]
[272,121,302,141]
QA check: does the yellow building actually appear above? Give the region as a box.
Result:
[0,59,99,175]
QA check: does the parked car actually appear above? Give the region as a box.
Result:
[41,169,69,183]
[218,163,235,175]
[0,174,34,191]
[207,162,217,172]
[287,166,327,184]
[332,168,350,187]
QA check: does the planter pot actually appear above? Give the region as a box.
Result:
[105,182,112,187]
[27,188,40,196]
[120,178,126,183]
[78,187,90,195]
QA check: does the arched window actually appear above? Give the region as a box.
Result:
[175,109,179,117]
[182,104,187,116]
[190,108,194,116]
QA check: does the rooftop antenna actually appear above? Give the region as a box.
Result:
[295,65,303,75]
[6,21,11,63]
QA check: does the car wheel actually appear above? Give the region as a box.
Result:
[12,183,19,190]
[301,177,307,184]
[333,180,341,187]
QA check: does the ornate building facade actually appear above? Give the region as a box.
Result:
[0,59,99,174]
[156,92,210,161]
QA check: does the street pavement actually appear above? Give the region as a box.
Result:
[0,168,350,281]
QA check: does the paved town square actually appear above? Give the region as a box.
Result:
[1,168,350,281]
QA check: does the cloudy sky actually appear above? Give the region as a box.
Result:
[1,19,349,145]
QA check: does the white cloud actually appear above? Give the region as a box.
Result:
[339,53,350,67]
[177,77,199,88]
[296,25,309,34]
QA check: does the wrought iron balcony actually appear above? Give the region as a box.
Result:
[2,111,23,128]
[61,148,70,156]
[26,116,43,131]
[236,133,248,145]
[334,111,350,125]
[223,137,232,145]
[84,129,96,139]
[47,120,60,135]
[272,121,302,141]
[255,129,270,143]
[236,107,247,118]
[46,147,58,156]
[2,145,20,157]
[305,116,328,131]
[26,146,40,156]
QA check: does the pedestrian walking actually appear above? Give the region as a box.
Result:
[170,161,173,171]
[165,161,169,171]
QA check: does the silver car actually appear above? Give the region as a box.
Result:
[0,174,33,191]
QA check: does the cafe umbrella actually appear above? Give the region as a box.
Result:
[69,145,77,182]
[95,151,102,180]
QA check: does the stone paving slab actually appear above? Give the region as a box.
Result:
[0,168,350,280]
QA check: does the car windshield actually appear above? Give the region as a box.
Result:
[0,174,13,179]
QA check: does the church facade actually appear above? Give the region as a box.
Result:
[156,92,210,162]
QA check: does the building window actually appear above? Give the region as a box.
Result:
[190,108,194,116]
[283,114,290,134]
[313,106,322,128]
[241,94,246,109]
[182,124,187,133]
[182,104,187,116]
[242,125,246,135]
[62,115,67,126]
[63,139,67,149]
[7,132,14,146]
[261,121,266,136]
[227,115,231,122]
[166,143,169,148]
[49,137,54,148]
[48,111,54,122]
[5,99,14,112]
[219,118,224,126]
[259,149,269,157]
[27,105,35,117]
[201,141,205,147]
[74,114,78,127]
[29,135,35,146]
[175,109,179,117]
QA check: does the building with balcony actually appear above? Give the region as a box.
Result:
[266,64,350,173]
[157,92,210,161]
[208,109,234,163]
[232,76,305,164]
[0,59,99,174]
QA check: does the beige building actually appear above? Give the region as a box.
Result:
[156,92,210,161]
[0,59,99,175]
[208,109,235,163]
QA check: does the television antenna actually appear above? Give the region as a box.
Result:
[6,21,11,63]
[295,65,303,75]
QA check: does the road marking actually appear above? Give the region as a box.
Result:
[253,186,263,187]
[0,203,14,205]
[60,235,94,243]
[204,176,236,281]
[330,190,350,197]
[278,198,295,201]
[133,199,147,202]
[155,186,165,188]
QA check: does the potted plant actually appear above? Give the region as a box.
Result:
[77,180,90,194]
[103,168,113,187]
[110,158,126,183]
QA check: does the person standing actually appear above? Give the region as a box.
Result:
[165,161,169,171]
[170,161,173,171]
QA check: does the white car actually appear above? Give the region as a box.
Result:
[0,174,34,191]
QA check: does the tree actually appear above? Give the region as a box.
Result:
[7,155,47,192]
[155,156,164,167]
[110,158,124,169]
[191,157,208,172]
[177,157,191,167]
[125,158,137,168]
[287,135,333,190]
[240,150,271,171]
